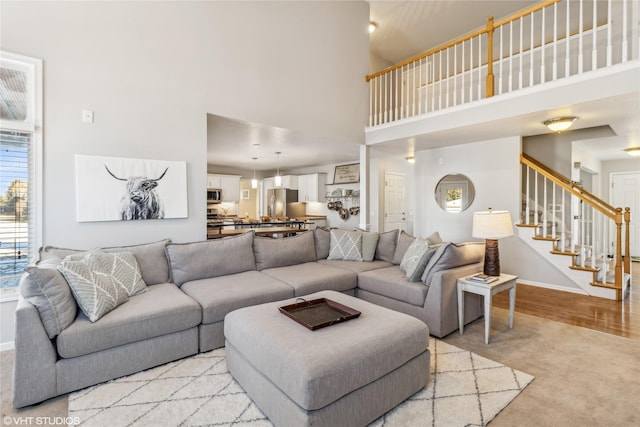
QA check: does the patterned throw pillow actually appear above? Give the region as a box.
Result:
[328,229,363,261]
[91,252,147,296]
[58,255,128,322]
[400,238,437,282]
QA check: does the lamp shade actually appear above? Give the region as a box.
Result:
[472,210,514,239]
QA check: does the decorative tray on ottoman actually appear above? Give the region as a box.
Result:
[279,298,361,330]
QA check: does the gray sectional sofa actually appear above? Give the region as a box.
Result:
[13,228,484,408]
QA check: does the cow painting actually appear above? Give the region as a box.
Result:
[104,165,168,220]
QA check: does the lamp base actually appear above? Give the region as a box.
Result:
[484,239,501,276]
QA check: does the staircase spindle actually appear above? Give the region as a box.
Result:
[534,170,539,225]
[541,5,547,83]
[579,0,584,74]
[543,178,548,237]
[593,0,598,71]
[553,1,558,80]
[519,16,524,89]
[607,0,613,66]
[561,186,567,252]
[565,0,571,77]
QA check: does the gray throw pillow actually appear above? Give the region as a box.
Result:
[58,255,129,322]
[21,266,78,338]
[254,231,316,270]
[392,231,416,265]
[166,232,256,286]
[91,252,147,296]
[359,231,379,262]
[400,238,437,282]
[328,229,363,261]
[421,242,486,284]
[314,227,331,260]
[374,229,398,262]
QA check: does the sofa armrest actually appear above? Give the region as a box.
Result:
[13,296,58,408]
[423,263,483,338]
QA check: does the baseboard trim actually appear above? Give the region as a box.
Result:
[0,341,15,352]
[517,279,589,295]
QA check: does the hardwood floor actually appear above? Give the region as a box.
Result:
[493,262,640,341]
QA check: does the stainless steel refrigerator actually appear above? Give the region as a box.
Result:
[267,188,299,218]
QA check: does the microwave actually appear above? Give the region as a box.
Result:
[207,189,222,203]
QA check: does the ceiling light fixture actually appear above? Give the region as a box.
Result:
[405,156,415,163]
[274,152,282,187]
[543,116,578,132]
[251,157,258,189]
[369,21,377,33]
[624,147,640,157]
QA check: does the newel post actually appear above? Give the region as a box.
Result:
[614,208,623,297]
[485,16,495,98]
[624,207,631,275]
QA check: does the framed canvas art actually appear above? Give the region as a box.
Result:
[75,154,188,222]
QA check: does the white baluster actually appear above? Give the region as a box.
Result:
[561,188,567,252]
[454,44,458,105]
[508,21,513,92]
[552,182,557,238]
[534,170,539,225]
[462,40,466,104]
[581,201,586,267]
[525,165,531,225]
[566,0,571,77]
[541,6,546,83]
[579,0,584,74]
[519,16,524,89]
[418,58,422,116]
[622,0,628,62]
[553,1,558,80]
[499,25,503,95]
[607,0,613,66]
[591,206,596,268]
[369,77,373,127]
[438,50,443,110]
[478,34,482,99]
[446,47,450,108]
[394,68,399,121]
[543,177,548,237]
[470,37,474,101]
[593,0,598,71]
[530,10,535,86]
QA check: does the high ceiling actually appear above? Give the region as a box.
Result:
[208,1,639,172]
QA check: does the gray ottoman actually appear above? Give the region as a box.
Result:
[224,290,430,427]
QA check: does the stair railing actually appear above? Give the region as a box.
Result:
[520,153,630,299]
[366,0,639,128]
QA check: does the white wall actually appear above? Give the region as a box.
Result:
[0,1,369,347]
[413,136,579,288]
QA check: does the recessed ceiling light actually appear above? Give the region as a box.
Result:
[543,116,578,132]
[369,21,377,34]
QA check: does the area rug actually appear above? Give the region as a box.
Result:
[68,338,533,426]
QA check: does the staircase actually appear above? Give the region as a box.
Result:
[518,154,632,301]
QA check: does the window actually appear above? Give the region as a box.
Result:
[0,51,42,299]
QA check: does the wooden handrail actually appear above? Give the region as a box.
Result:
[520,154,617,220]
[366,0,560,82]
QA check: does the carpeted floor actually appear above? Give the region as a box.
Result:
[2,307,639,426]
[66,338,532,426]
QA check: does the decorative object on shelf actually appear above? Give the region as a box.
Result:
[75,154,188,222]
[333,163,360,184]
[472,208,514,276]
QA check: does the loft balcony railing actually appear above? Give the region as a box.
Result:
[366,0,640,128]
[520,153,631,300]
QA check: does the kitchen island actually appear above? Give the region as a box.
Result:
[207,227,309,239]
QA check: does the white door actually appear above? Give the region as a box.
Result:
[611,172,640,257]
[384,173,406,232]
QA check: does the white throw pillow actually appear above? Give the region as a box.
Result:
[328,229,363,261]
[400,238,437,282]
[58,255,128,322]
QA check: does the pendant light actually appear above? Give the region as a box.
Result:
[274,152,282,187]
[251,157,258,189]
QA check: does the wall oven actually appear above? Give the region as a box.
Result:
[207,188,222,203]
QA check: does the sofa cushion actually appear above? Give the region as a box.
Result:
[20,265,77,339]
[166,232,255,287]
[254,231,316,271]
[58,254,129,322]
[425,231,444,245]
[400,238,437,282]
[314,227,331,260]
[317,259,393,273]
[56,283,201,359]
[360,231,380,262]
[181,271,293,324]
[328,229,363,261]
[421,242,485,284]
[392,231,416,264]
[40,239,171,285]
[375,229,398,262]
[358,266,429,307]
[262,262,358,296]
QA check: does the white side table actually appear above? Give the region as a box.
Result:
[457,273,518,344]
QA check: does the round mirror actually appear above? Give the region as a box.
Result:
[435,174,475,213]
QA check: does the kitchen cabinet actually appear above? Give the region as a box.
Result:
[208,174,241,202]
[298,173,326,202]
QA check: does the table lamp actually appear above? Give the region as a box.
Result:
[472,209,514,276]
